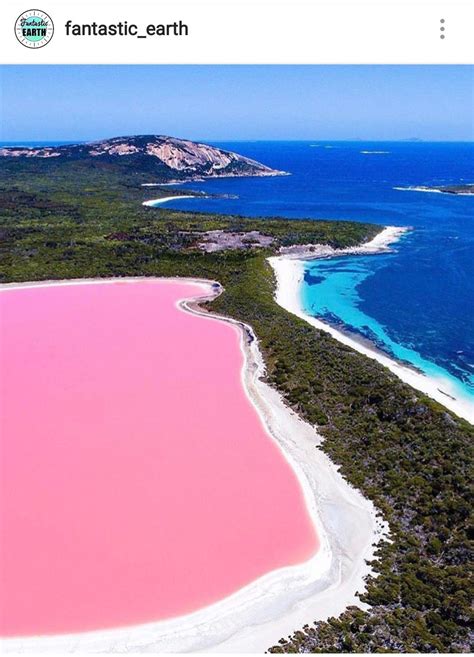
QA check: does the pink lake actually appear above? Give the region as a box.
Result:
[0,280,317,636]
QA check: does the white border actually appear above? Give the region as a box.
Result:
[2,2,474,64]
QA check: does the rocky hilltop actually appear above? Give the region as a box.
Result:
[0,135,286,181]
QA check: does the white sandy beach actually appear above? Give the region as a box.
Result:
[142,195,197,206]
[269,226,474,425]
[1,277,386,654]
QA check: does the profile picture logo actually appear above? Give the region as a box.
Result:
[15,9,54,48]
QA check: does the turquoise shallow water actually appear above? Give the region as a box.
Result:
[300,244,474,406]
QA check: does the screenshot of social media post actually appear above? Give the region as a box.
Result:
[1,1,473,655]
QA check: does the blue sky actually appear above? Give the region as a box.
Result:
[1,65,472,142]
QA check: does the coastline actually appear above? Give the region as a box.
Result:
[0,277,385,653]
[269,226,474,425]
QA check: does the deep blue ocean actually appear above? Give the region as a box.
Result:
[158,141,474,404]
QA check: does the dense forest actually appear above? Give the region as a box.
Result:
[1,159,472,652]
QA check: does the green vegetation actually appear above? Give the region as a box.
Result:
[1,159,472,652]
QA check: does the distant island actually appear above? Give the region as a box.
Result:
[435,184,474,195]
[394,183,474,196]
[0,135,287,182]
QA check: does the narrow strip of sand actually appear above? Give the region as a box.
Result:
[142,195,197,206]
[268,226,474,425]
[0,277,385,653]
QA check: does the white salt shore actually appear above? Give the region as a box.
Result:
[269,226,474,425]
[1,277,386,654]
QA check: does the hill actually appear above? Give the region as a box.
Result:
[0,135,286,182]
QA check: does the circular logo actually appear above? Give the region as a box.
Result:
[15,9,54,48]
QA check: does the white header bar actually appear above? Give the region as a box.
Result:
[2,2,473,64]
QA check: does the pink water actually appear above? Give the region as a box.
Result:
[0,280,318,637]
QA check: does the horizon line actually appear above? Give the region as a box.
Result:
[1,138,473,144]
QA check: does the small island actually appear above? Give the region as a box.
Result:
[395,183,474,195]
[430,184,474,195]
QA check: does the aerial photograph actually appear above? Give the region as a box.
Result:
[0,65,472,653]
